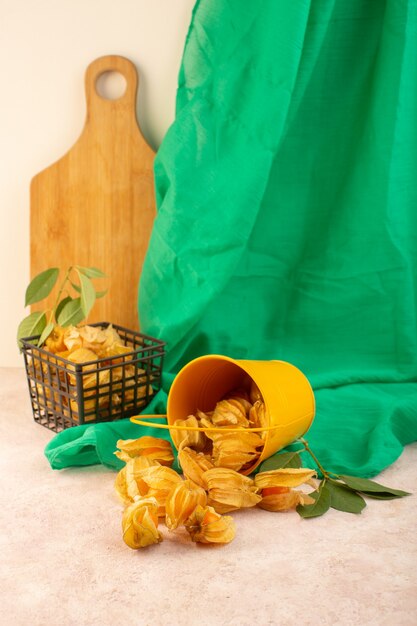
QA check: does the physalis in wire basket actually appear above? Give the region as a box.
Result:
[113,383,317,550]
[17,265,152,417]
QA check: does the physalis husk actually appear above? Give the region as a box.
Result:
[45,325,66,353]
[203,467,261,513]
[184,505,236,544]
[122,496,162,549]
[129,465,183,517]
[165,480,207,530]
[172,415,206,452]
[115,457,160,503]
[212,430,264,471]
[114,436,174,466]
[255,468,316,512]
[211,398,249,428]
[178,447,214,488]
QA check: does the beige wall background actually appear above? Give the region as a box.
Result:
[0,0,195,367]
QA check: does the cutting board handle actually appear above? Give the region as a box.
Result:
[85,55,138,114]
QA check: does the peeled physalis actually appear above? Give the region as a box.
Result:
[254,468,317,489]
[182,385,267,473]
[255,468,317,511]
[114,436,174,466]
[115,456,160,503]
[172,415,206,451]
[212,431,264,471]
[211,398,249,427]
[184,505,236,544]
[122,497,162,549]
[257,487,315,512]
[165,480,207,530]
[115,460,182,513]
[178,447,214,487]
[45,325,66,353]
[249,400,268,438]
[130,465,183,517]
[203,467,261,513]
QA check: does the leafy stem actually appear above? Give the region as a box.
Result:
[17,265,107,349]
[298,437,337,480]
[260,437,410,519]
[47,266,73,326]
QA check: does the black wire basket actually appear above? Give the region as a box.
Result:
[21,322,165,433]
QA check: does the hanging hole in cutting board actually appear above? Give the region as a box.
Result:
[95,71,127,100]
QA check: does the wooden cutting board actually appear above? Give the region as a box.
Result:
[30,55,156,330]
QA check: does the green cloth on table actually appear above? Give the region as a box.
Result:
[46,0,417,475]
[45,381,174,470]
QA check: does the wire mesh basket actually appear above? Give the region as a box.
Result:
[21,322,165,433]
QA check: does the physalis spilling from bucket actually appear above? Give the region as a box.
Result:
[114,432,316,549]
[113,378,317,550]
[173,381,267,476]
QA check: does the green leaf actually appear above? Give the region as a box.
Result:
[17,312,46,348]
[259,451,302,472]
[296,480,331,519]
[57,298,85,327]
[37,322,54,347]
[55,296,72,322]
[76,266,106,279]
[25,268,59,306]
[327,480,366,514]
[340,475,410,499]
[77,271,96,317]
[355,491,410,501]
[72,282,106,299]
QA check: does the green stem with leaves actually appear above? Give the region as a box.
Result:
[47,266,73,326]
[298,437,337,480]
[259,436,411,518]
[17,265,107,349]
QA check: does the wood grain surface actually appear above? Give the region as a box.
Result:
[30,55,155,330]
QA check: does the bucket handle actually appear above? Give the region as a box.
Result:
[130,414,285,433]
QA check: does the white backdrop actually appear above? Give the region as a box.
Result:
[0,0,195,366]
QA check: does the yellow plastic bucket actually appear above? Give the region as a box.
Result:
[165,355,315,474]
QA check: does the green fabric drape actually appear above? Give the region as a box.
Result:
[45,0,417,475]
